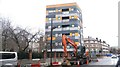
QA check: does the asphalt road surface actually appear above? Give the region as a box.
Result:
[81,56,118,67]
[89,56,118,65]
[39,56,119,67]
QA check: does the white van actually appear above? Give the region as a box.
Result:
[0,51,18,67]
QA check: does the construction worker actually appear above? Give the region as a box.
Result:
[86,50,90,64]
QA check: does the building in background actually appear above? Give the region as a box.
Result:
[84,36,110,56]
[38,36,46,52]
[28,36,46,53]
[45,3,83,57]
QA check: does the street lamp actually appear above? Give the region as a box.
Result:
[46,14,56,66]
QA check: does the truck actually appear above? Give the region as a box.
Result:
[61,35,91,66]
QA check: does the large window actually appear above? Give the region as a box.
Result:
[62,9,69,12]
[62,25,70,28]
[62,33,70,36]
[62,16,69,20]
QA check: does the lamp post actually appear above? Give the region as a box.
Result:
[46,14,56,66]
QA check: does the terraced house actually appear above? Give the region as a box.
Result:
[45,3,84,57]
[84,36,110,56]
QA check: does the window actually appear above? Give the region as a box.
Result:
[58,16,61,20]
[59,34,62,37]
[91,49,94,51]
[55,34,58,37]
[80,14,82,16]
[48,10,56,13]
[77,10,80,13]
[60,42,62,45]
[67,46,70,49]
[58,42,61,46]
[78,26,80,29]
[63,33,70,36]
[63,12,69,14]
[48,44,50,46]
[77,18,80,20]
[72,25,74,27]
[55,43,58,46]
[62,25,70,28]
[62,16,69,20]
[48,18,51,21]
[71,8,74,11]
[47,34,50,37]
[58,9,61,12]
[90,41,94,43]
[72,33,75,36]
[71,16,74,19]
[62,9,69,12]
[48,26,51,29]
[58,26,60,28]
[95,41,97,43]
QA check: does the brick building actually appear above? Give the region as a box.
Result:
[84,36,110,55]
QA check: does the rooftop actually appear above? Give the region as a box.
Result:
[46,2,80,9]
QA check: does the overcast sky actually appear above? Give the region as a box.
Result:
[0,0,119,47]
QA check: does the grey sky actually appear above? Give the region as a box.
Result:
[0,0,119,47]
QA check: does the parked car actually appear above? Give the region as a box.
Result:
[106,53,112,57]
[0,51,18,67]
[116,57,120,67]
[111,55,117,58]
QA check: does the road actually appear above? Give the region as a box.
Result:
[89,56,118,65]
[80,56,118,67]
[46,56,119,67]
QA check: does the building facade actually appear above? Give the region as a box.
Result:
[84,36,110,55]
[45,3,83,57]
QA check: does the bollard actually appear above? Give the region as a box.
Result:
[77,61,80,67]
[17,64,20,67]
[31,60,41,67]
[31,64,40,67]
[86,60,89,64]
[17,60,21,67]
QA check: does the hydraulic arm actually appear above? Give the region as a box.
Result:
[62,35,77,57]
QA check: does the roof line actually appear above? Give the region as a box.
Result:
[46,2,80,9]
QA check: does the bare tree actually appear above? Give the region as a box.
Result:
[9,27,43,52]
[22,30,43,51]
[1,18,13,51]
[1,17,44,52]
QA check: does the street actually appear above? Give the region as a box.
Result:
[89,56,118,65]
[81,56,118,67]
[18,56,119,67]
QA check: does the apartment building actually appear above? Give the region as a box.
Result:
[84,36,110,55]
[45,3,83,57]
